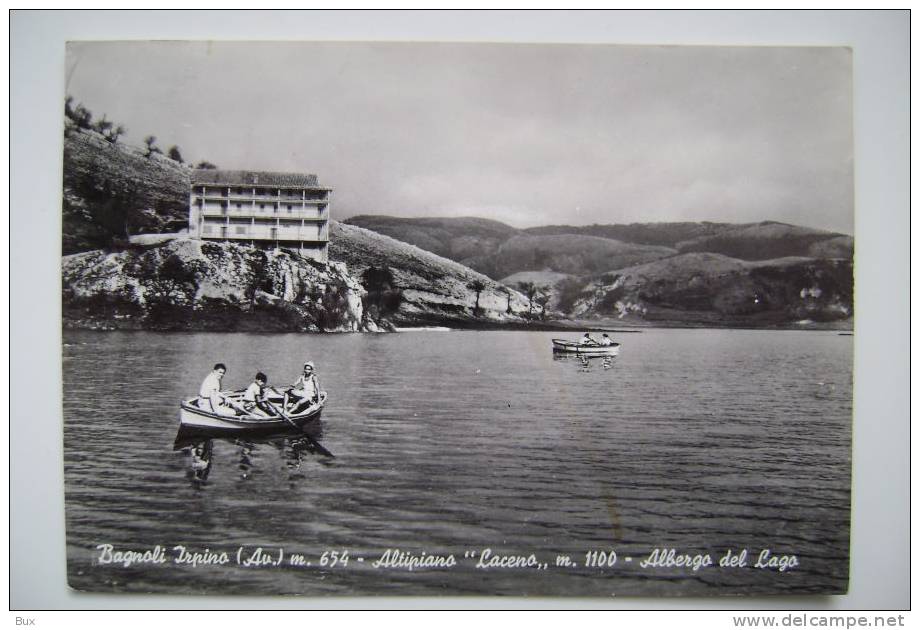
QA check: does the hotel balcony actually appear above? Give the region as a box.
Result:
[197,193,329,203]
[200,225,329,241]
[199,204,328,221]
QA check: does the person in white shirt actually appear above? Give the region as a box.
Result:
[580,333,599,346]
[283,361,321,414]
[198,363,235,416]
[600,333,614,346]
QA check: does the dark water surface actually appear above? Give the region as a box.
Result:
[63,329,852,596]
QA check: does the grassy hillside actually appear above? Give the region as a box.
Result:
[345,215,679,279]
[343,215,521,275]
[524,221,736,248]
[499,270,573,288]
[675,222,854,260]
[524,221,853,261]
[329,222,529,325]
[573,252,853,326]
[63,129,191,253]
[487,234,675,278]
[343,214,854,326]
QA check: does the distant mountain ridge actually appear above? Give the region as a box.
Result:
[344,215,853,277]
[344,214,854,326]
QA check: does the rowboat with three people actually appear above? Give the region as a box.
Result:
[178,390,327,438]
[552,336,621,357]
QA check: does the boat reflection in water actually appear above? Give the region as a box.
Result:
[183,439,213,484]
[552,352,617,372]
[175,420,332,485]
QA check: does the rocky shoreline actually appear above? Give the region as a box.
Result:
[61,236,531,333]
[62,312,853,334]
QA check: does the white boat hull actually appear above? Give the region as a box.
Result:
[552,338,620,356]
[177,391,326,438]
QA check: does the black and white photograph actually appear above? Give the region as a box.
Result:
[53,37,861,599]
[7,8,912,615]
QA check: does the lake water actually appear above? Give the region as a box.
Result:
[62,328,852,597]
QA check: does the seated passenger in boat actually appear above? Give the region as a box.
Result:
[600,334,613,346]
[580,333,599,346]
[284,362,321,414]
[242,372,271,416]
[198,363,236,416]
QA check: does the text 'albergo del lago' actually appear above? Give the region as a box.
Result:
[95,544,798,573]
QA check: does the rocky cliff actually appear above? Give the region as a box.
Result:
[329,222,530,326]
[565,252,853,327]
[63,238,371,332]
[62,227,534,331]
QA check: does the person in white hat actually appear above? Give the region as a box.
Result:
[283,361,321,414]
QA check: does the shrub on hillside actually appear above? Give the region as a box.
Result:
[144,136,162,158]
[310,284,352,331]
[554,276,591,314]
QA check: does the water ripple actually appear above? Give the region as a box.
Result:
[63,329,852,596]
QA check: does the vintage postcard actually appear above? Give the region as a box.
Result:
[61,41,853,597]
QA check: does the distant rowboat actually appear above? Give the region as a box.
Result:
[552,338,620,356]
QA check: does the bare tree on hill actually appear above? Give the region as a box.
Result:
[467,279,486,316]
[92,114,113,136]
[501,287,513,314]
[517,281,538,315]
[534,290,551,320]
[105,125,126,144]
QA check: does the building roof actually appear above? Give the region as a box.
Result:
[191,169,327,189]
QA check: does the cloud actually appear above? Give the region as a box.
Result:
[66,41,853,234]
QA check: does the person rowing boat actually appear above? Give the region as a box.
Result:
[197,363,237,416]
[242,371,274,416]
[283,361,321,414]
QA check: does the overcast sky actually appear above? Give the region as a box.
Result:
[65,41,853,234]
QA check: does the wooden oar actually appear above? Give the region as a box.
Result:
[264,400,335,458]
[224,396,252,417]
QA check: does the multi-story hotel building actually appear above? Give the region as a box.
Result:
[189,169,331,263]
